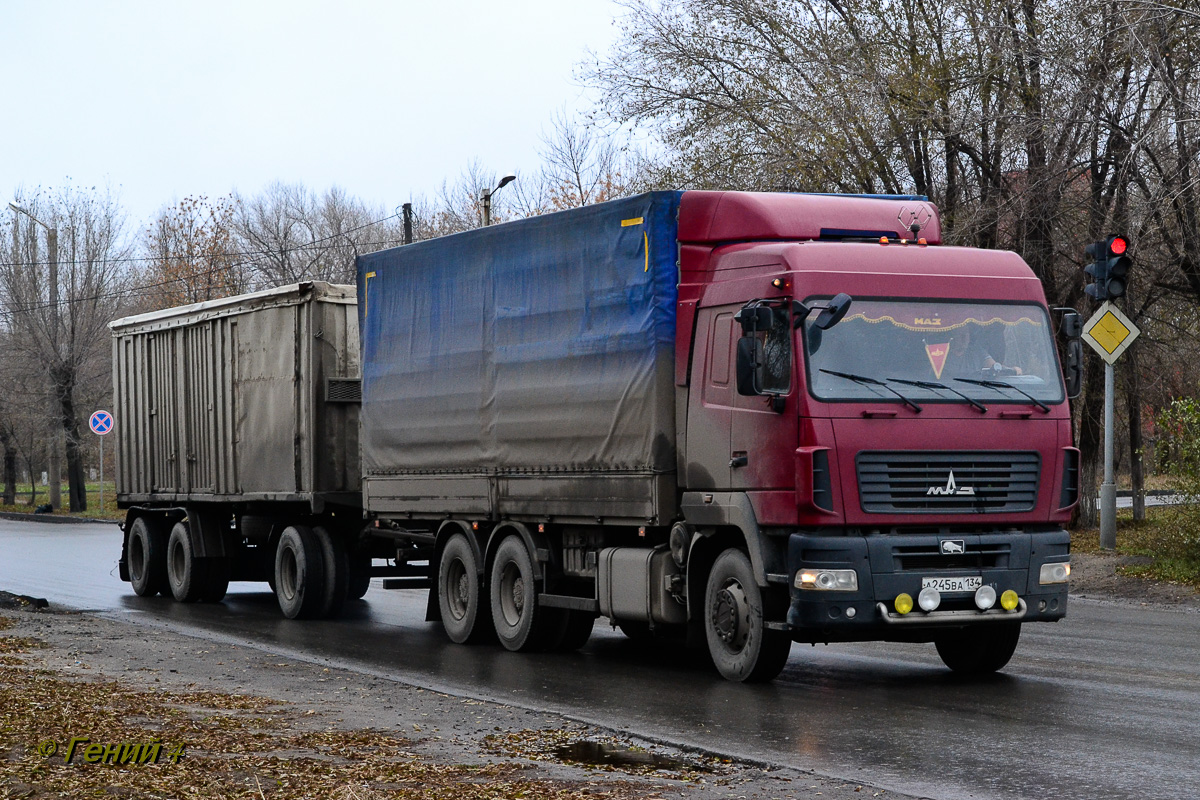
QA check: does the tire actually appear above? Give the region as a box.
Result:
[348,554,371,600]
[438,533,491,643]
[935,623,1022,674]
[166,522,207,603]
[312,526,349,619]
[549,610,595,652]
[201,557,230,603]
[127,516,169,597]
[489,535,564,652]
[704,549,792,682]
[274,525,326,619]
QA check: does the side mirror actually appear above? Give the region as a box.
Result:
[814,293,852,330]
[1065,339,1083,399]
[736,336,764,396]
[1061,310,1083,339]
[736,306,773,334]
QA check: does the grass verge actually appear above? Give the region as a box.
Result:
[1072,504,1200,588]
[0,616,657,800]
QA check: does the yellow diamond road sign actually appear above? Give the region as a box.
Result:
[1082,301,1139,364]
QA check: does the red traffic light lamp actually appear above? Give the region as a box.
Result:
[1084,235,1131,301]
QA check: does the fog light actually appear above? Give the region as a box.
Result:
[974,585,997,610]
[796,569,858,591]
[1000,590,1020,611]
[894,593,913,614]
[1039,562,1070,584]
[918,586,941,612]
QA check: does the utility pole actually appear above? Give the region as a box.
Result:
[8,203,62,511]
[402,203,413,244]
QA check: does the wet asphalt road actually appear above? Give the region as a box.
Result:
[3,519,1198,800]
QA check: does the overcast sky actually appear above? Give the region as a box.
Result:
[0,0,624,226]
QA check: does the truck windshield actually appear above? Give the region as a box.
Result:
[803,299,1064,406]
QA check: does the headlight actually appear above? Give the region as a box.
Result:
[1039,562,1071,584]
[795,569,858,591]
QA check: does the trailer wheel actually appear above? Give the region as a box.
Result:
[127,516,169,597]
[166,522,208,603]
[274,525,326,619]
[313,526,349,619]
[438,533,491,643]
[201,558,230,603]
[935,622,1021,674]
[704,549,791,682]
[489,535,563,652]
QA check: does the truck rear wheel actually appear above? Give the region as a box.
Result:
[935,622,1021,674]
[549,611,595,652]
[166,522,208,603]
[274,525,326,619]
[704,549,791,683]
[313,526,349,619]
[127,516,169,597]
[348,554,371,600]
[489,535,564,652]
[438,533,490,643]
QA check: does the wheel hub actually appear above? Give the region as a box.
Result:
[712,582,750,650]
[511,576,525,615]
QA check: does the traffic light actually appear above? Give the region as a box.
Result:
[1084,235,1131,301]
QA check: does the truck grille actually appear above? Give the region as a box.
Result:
[857,451,1039,513]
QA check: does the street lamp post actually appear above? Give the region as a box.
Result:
[8,202,62,511]
[481,174,516,226]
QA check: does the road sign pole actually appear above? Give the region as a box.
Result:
[1100,362,1117,549]
[99,435,104,513]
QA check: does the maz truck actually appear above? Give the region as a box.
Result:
[112,191,1081,682]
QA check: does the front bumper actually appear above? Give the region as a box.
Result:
[784,529,1069,641]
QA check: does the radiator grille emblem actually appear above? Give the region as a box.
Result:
[940,539,965,555]
[927,471,976,497]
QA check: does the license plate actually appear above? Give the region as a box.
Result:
[922,575,982,593]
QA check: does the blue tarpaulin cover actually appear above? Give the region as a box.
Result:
[356,192,682,481]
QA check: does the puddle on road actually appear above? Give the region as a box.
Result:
[553,740,712,772]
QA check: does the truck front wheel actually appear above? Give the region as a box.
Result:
[489,535,563,652]
[934,622,1021,674]
[127,516,168,597]
[274,525,326,619]
[704,549,791,683]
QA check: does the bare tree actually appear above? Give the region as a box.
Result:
[2,186,134,511]
[141,195,246,308]
[233,183,403,287]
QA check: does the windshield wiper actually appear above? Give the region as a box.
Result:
[953,377,1050,414]
[888,377,988,413]
[820,369,922,412]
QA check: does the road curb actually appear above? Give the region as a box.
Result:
[0,511,118,526]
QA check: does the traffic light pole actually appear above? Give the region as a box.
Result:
[1100,361,1117,549]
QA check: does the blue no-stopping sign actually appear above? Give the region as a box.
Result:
[89,410,113,436]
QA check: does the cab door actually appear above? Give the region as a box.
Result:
[730,302,799,491]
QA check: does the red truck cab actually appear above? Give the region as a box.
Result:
[675,192,1076,672]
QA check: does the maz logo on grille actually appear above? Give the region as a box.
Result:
[926,471,976,496]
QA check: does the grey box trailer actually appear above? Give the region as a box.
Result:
[112,282,374,617]
[111,281,361,510]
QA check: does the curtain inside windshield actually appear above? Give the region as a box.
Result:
[804,299,1064,404]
